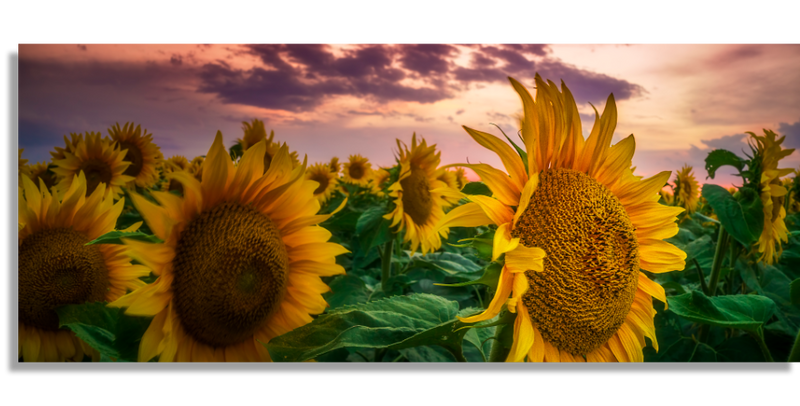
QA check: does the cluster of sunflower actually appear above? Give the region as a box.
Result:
[17,75,800,363]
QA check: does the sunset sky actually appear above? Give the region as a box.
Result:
[17,44,800,186]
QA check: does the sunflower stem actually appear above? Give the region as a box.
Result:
[381,239,395,294]
[750,330,774,362]
[488,324,511,362]
[692,258,710,296]
[788,327,800,362]
[707,226,730,296]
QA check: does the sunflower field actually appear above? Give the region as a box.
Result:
[17,74,800,363]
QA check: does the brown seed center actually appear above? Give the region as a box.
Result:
[18,228,109,331]
[400,167,433,225]
[79,159,113,196]
[312,173,330,195]
[513,168,639,356]
[119,141,144,178]
[349,163,365,180]
[171,202,289,348]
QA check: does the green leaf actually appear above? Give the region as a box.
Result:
[355,206,392,251]
[704,149,745,179]
[324,274,371,309]
[667,290,777,334]
[791,279,800,305]
[409,252,482,278]
[701,184,764,246]
[56,302,152,362]
[461,182,492,197]
[86,230,162,246]
[435,262,503,290]
[266,294,472,362]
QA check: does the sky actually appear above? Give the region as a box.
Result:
[17,44,800,186]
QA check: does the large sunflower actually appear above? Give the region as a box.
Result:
[674,165,700,214]
[18,173,149,362]
[749,130,794,264]
[306,162,338,203]
[108,122,162,188]
[385,134,461,255]
[342,154,373,187]
[109,132,348,362]
[440,75,685,362]
[52,132,134,200]
[239,119,300,171]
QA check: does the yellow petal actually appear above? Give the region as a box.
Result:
[492,223,520,262]
[469,195,515,226]
[458,268,513,324]
[637,272,667,308]
[437,202,492,231]
[505,305,534,362]
[505,244,546,273]
[462,126,527,191]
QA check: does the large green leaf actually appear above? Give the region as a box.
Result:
[704,149,745,179]
[324,274,371,309]
[86,230,162,246]
[56,302,152,362]
[409,252,482,279]
[355,206,392,251]
[667,290,776,334]
[266,294,473,362]
[701,184,763,246]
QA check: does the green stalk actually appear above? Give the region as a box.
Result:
[488,324,511,362]
[788,328,800,362]
[693,258,710,296]
[381,239,395,293]
[750,331,774,362]
[707,226,730,296]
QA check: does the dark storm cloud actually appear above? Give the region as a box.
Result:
[700,133,748,151]
[397,44,458,75]
[170,54,182,66]
[778,118,800,149]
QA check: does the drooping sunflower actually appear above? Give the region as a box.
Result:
[329,157,341,174]
[342,154,373,187]
[108,122,162,188]
[306,162,338,203]
[674,165,700,214]
[440,75,685,362]
[50,133,84,162]
[239,119,300,171]
[24,162,57,190]
[18,173,149,362]
[385,134,461,255]
[109,132,348,362]
[749,130,794,264]
[51,132,134,200]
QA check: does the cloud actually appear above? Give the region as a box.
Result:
[170,54,182,66]
[700,133,748,151]
[778,118,800,149]
[77,45,87,51]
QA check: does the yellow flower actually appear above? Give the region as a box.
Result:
[306,162,338,203]
[342,154,373,187]
[749,130,794,264]
[161,156,193,194]
[50,133,84,162]
[385,134,462,254]
[51,132,134,200]
[440,75,685,362]
[437,169,459,190]
[239,119,300,171]
[18,173,149,361]
[19,149,30,181]
[24,162,57,190]
[369,168,391,197]
[164,155,190,172]
[659,189,674,205]
[675,165,700,214]
[189,156,205,182]
[108,122,163,188]
[329,157,340,174]
[454,167,468,190]
[109,132,348,362]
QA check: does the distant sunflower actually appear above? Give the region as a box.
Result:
[108,122,162,188]
[329,157,341,174]
[437,169,459,190]
[18,173,149,362]
[674,165,700,214]
[454,167,468,189]
[749,130,794,264]
[440,75,685,362]
[385,134,461,254]
[189,156,205,182]
[306,162,338,203]
[24,162,57,190]
[52,132,134,200]
[369,168,391,197]
[164,155,190,172]
[161,156,192,195]
[50,133,84,162]
[239,119,300,172]
[342,154,373,187]
[659,189,674,205]
[19,149,30,181]
[109,133,348,362]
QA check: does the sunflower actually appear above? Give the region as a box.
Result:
[189,156,205,182]
[50,133,84,162]
[659,189,674,205]
[306,162,338,203]
[239,119,300,171]
[24,162,57,190]
[18,173,149,362]
[19,149,30,181]
[437,169,459,190]
[454,167,468,190]
[749,130,794,264]
[674,165,700,214]
[342,154,373,187]
[109,132,348,362]
[108,122,162,188]
[385,134,461,255]
[161,156,192,194]
[439,75,685,362]
[369,167,391,197]
[52,132,134,200]
[164,155,190,172]
[329,157,341,174]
